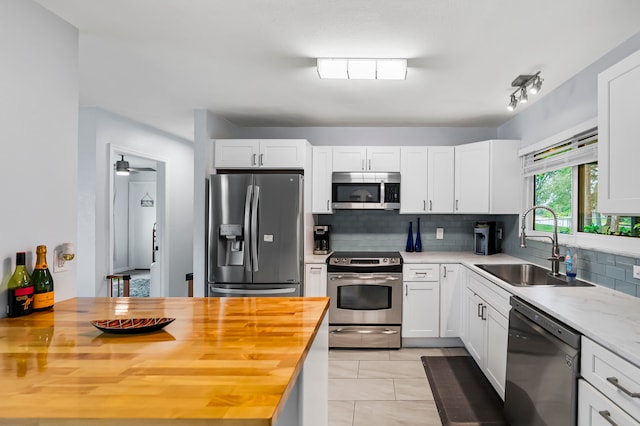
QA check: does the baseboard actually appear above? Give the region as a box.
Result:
[402,337,464,348]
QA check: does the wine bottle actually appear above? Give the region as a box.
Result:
[32,245,54,311]
[7,252,34,317]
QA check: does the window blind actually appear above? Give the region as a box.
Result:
[522,128,598,177]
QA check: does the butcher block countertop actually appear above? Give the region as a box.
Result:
[0,297,330,426]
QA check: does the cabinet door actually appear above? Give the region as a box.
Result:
[332,146,366,171]
[402,281,440,338]
[259,140,306,169]
[400,147,428,213]
[312,146,333,214]
[428,146,455,213]
[484,305,508,400]
[367,147,401,172]
[440,264,462,338]
[214,140,260,168]
[578,379,640,426]
[598,50,640,214]
[304,264,327,297]
[454,141,490,213]
[464,288,485,367]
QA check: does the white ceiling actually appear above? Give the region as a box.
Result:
[34,0,640,141]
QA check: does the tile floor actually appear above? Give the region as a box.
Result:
[328,347,468,426]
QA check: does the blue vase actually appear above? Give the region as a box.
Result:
[406,221,414,252]
[415,218,423,252]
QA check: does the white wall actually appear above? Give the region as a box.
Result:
[0,0,78,317]
[78,108,193,297]
[498,31,640,148]
[193,110,238,296]
[232,126,496,146]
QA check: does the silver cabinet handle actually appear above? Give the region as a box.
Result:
[252,153,257,166]
[327,200,330,211]
[606,377,640,398]
[456,199,459,211]
[259,153,264,166]
[598,410,620,426]
[423,200,426,211]
[429,200,433,211]
[405,284,408,296]
[361,159,365,170]
[443,266,447,278]
[477,303,483,317]
[481,305,487,320]
[310,267,323,271]
[368,159,371,170]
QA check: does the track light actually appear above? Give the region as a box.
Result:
[506,71,543,112]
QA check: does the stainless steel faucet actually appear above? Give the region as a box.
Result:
[520,205,562,275]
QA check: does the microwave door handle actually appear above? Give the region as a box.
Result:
[251,184,260,272]
[244,185,253,272]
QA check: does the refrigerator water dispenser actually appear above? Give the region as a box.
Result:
[219,224,244,266]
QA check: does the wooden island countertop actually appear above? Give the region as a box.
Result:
[0,296,329,426]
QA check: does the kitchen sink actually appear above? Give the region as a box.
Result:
[475,263,594,287]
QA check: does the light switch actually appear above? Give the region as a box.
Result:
[634,265,640,279]
[436,228,444,240]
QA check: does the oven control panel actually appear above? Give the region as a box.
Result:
[327,252,403,272]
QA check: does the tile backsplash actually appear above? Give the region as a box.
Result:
[315,210,518,253]
[315,210,640,298]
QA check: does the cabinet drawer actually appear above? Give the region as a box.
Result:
[582,337,640,421]
[403,264,440,281]
[579,379,640,425]
[466,270,511,317]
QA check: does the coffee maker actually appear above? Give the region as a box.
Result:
[313,225,331,255]
[474,221,502,255]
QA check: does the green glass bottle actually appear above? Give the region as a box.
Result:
[32,245,54,311]
[7,252,34,317]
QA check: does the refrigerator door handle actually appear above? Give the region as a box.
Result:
[244,185,253,272]
[251,185,260,272]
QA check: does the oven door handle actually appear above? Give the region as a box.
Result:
[329,275,400,281]
[330,327,399,335]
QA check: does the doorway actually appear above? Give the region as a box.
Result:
[109,145,166,297]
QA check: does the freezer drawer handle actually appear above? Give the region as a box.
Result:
[331,327,398,335]
[606,377,640,398]
[214,287,297,295]
[598,410,620,426]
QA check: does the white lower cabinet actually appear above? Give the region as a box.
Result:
[402,264,440,338]
[580,336,640,425]
[439,264,462,337]
[304,263,327,297]
[579,379,639,426]
[462,270,510,399]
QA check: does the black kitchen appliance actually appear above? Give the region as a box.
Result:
[313,225,331,255]
[474,221,502,255]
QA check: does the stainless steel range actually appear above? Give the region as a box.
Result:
[327,251,403,349]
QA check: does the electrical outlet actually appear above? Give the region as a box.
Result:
[436,228,444,240]
[633,265,640,280]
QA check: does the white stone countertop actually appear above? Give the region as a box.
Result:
[403,251,640,368]
[304,252,332,264]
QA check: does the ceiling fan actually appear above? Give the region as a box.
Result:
[115,155,156,176]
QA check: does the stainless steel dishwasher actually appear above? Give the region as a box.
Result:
[504,297,581,426]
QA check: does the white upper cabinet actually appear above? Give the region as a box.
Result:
[427,146,455,213]
[400,147,428,213]
[598,49,640,214]
[332,146,400,172]
[400,146,454,214]
[214,139,307,169]
[454,140,520,214]
[312,146,333,214]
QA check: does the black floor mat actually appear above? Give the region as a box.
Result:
[421,355,508,426]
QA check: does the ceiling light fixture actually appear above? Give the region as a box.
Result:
[506,71,543,111]
[317,58,407,80]
[115,155,130,176]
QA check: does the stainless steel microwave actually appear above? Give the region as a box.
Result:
[331,172,400,210]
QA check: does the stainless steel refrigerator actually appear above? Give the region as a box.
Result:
[206,173,304,297]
